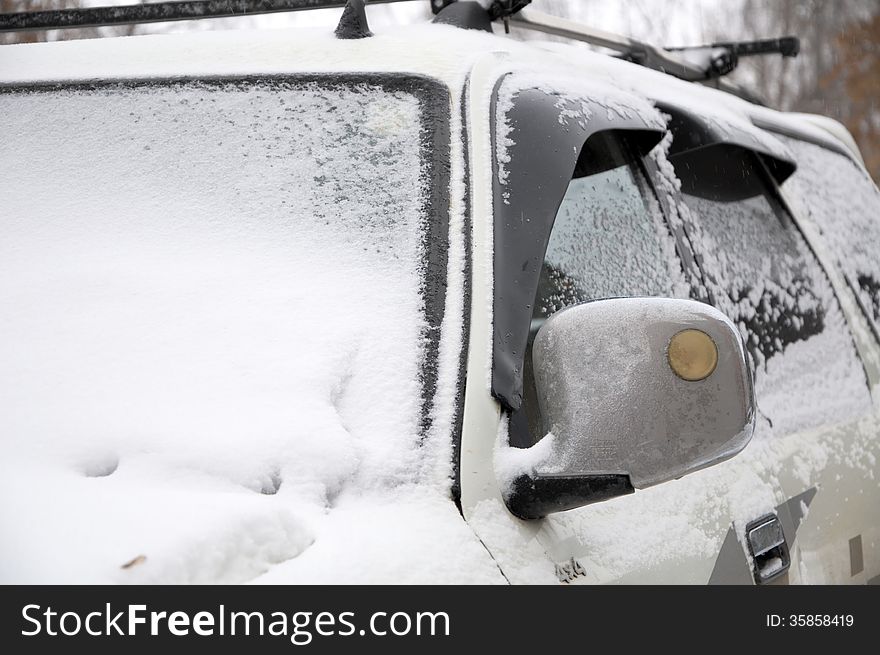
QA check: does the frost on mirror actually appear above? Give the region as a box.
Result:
[680,154,872,436]
[779,136,880,326]
[535,139,687,318]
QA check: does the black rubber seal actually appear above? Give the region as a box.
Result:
[1,73,452,447]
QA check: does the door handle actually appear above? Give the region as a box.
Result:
[746,513,790,584]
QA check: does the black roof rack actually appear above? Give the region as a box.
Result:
[505,8,799,83]
[0,0,799,100]
[667,37,800,78]
[0,0,411,33]
[670,36,800,59]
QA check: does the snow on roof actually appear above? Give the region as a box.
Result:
[0,23,493,86]
[1,20,857,160]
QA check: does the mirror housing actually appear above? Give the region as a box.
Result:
[505,298,755,519]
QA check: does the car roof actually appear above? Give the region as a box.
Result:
[0,20,863,164]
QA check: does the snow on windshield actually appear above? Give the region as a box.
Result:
[0,80,498,583]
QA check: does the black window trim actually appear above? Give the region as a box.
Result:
[640,153,711,303]
[0,72,460,449]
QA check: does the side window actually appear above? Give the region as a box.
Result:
[535,133,689,317]
[512,134,689,445]
[677,151,872,436]
[489,78,673,413]
[779,136,880,327]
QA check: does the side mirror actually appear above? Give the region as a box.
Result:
[506,298,755,519]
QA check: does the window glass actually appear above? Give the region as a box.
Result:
[512,137,688,446]
[679,153,871,436]
[535,138,688,318]
[0,79,442,493]
[779,136,880,325]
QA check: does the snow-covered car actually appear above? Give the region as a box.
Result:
[1,0,878,585]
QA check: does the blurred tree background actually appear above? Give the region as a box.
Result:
[1,0,878,179]
[732,0,879,181]
[532,0,880,180]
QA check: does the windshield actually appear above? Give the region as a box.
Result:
[0,77,462,582]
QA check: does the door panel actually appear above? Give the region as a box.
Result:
[472,80,880,583]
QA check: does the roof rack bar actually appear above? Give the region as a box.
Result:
[0,0,412,33]
[670,36,800,59]
[508,8,710,82]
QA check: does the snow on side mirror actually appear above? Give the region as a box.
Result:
[505,298,755,520]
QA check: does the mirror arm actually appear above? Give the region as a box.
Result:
[506,473,635,520]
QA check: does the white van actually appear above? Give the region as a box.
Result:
[1,0,878,585]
